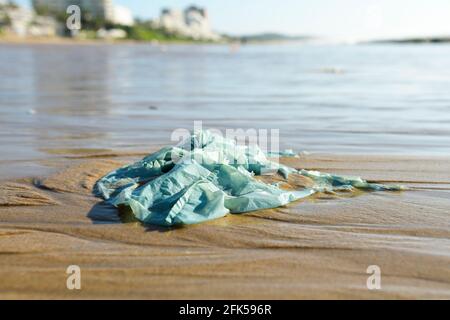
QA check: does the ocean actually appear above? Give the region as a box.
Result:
[1,42,450,179]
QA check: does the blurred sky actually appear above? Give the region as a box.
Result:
[15,0,450,40]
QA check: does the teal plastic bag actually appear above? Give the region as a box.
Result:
[94,130,402,226]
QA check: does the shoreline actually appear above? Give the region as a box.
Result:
[2,148,450,184]
[3,35,450,47]
[0,35,227,46]
[0,149,449,299]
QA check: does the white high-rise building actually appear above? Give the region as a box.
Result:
[184,6,217,40]
[32,0,68,13]
[86,0,114,21]
[2,5,34,36]
[155,6,220,41]
[112,5,134,26]
[32,0,115,21]
[159,8,185,34]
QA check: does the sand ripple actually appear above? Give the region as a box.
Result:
[0,183,56,206]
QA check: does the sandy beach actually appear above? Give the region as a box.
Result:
[1,40,450,300]
[1,150,449,299]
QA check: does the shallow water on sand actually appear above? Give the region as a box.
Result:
[1,43,450,179]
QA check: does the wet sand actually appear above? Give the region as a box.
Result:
[0,152,449,299]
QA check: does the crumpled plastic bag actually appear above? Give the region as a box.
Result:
[94,130,402,226]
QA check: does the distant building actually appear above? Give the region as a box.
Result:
[86,0,114,21]
[184,6,217,40]
[112,5,134,26]
[32,0,68,14]
[29,15,60,36]
[0,4,61,37]
[159,8,185,34]
[32,0,133,25]
[1,5,34,36]
[155,6,220,41]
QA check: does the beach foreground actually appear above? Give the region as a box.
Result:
[0,151,449,299]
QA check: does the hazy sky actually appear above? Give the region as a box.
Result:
[16,0,450,40]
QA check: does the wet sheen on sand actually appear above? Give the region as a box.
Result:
[0,153,449,299]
